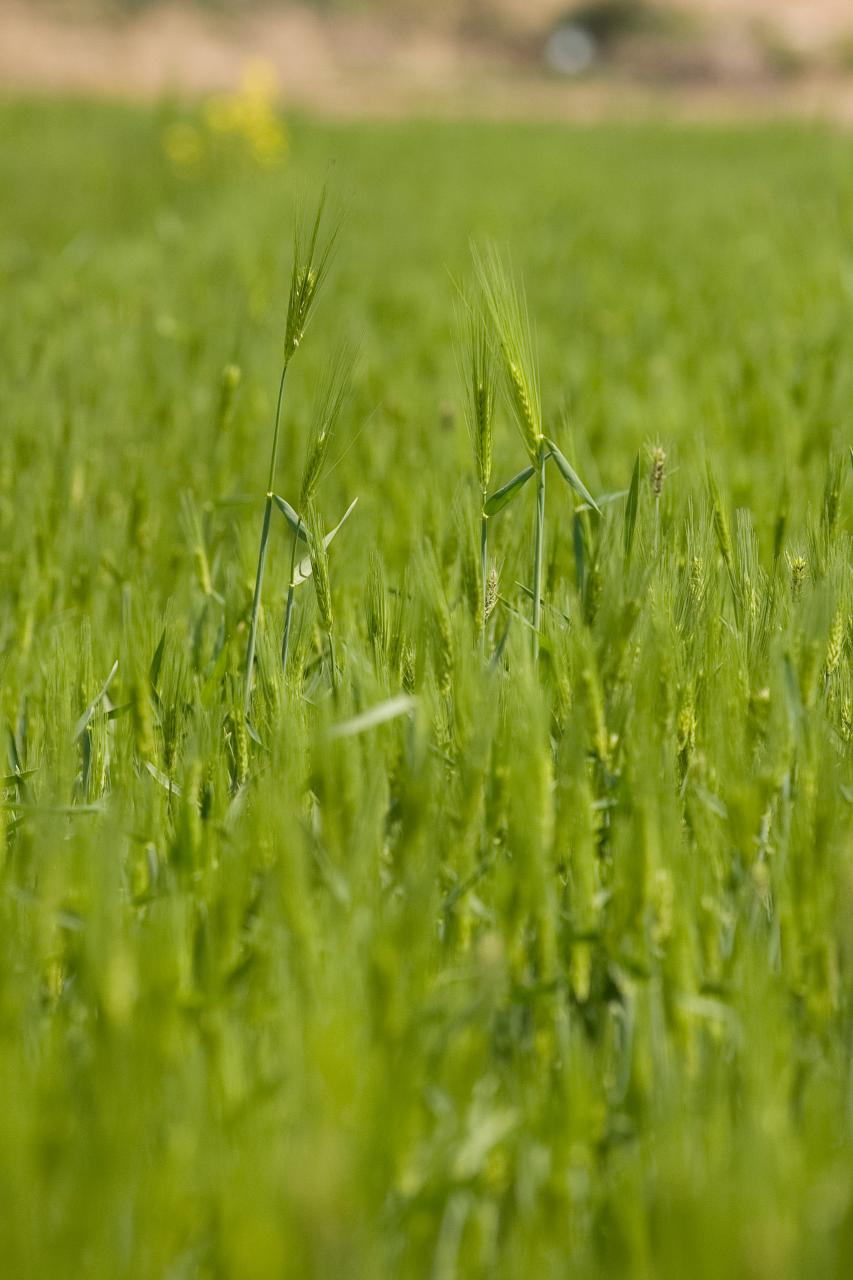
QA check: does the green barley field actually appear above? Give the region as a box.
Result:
[2,99,853,1277]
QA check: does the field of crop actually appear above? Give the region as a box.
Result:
[2,99,853,1277]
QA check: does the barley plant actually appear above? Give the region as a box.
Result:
[474,245,599,658]
[2,103,853,1280]
[244,191,335,712]
[458,298,495,650]
[279,345,353,674]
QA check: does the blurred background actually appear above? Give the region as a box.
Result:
[2,0,853,118]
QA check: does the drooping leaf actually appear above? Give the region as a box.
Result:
[546,439,601,514]
[578,489,627,512]
[272,494,309,542]
[293,498,359,588]
[145,761,182,797]
[327,694,417,740]
[483,465,535,517]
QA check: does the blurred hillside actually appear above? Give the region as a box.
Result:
[3,1,853,118]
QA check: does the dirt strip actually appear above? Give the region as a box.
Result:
[2,2,853,123]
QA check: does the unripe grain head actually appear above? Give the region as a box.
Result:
[306,503,334,634]
[458,301,495,496]
[472,244,542,465]
[283,191,336,367]
[299,346,353,508]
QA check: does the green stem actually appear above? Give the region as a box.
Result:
[281,519,301,673]
[266,365,288,492]
[532,442,546,662]
[480,510,488,655]
[244,364,288,713]
[245,496,272,713]
[328,630,338,695]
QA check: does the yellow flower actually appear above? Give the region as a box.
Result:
[203,60,288,167]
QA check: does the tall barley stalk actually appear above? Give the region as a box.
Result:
[244,193,335,713]
[473,246,545,658]
[458,301,495,653]
[306,502,337,692]
[650,444,666,556]
[280,348,352,674]
[532,439,546,653]
[472,247,598,660]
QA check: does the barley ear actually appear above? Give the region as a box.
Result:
[457,298,495,496]
[306,503,334,634]
[299,344,354,508]
[472,243,542,465]
[283,190,337,366]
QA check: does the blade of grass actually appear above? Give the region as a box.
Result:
[484,465,535,517]
[624,452,640,565]
[327,695,417,740]
[546,439,600,514]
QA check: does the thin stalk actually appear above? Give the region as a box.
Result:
[266,366,288,492]
[480,510,488,655]
[532,442,546,661]
[245,365,288,712]
[328,631,338,695]
[280,516,301,673]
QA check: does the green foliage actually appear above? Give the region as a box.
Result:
[1,100,853,1278]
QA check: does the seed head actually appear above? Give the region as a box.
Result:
[192,543,212,597]
[676,694,696,759]
[230,710,249,789]
[282,192,336,366]
[306,504,333,633]
[434,594,453,699]
[708,471,734,580]
[285,267,317,359]
[650,445,666,498]
[299,346,353,507]
[825,609,845,677]
[459,305,495,496]
[484,566,499,621]
[788,554,807,601]
[506,357,542,463]
[130,677,156,763]
[472,244,543,465]
[366,551,390,668]
[581,665,609,766]
[689,555,704,604]
[821,453,843,544]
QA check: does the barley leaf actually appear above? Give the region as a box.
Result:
[145,761,183,797]
[272,494,309,543]
[546,440,600,514]
[293,497,358,588]
[483,466,535,517]
[327,694,417,740]
[1,769,36,787]
[72,660,119,742]
[573,511,586,597]
[149,627,167,695]
[624,452,641,563]
[578,489,627,512]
